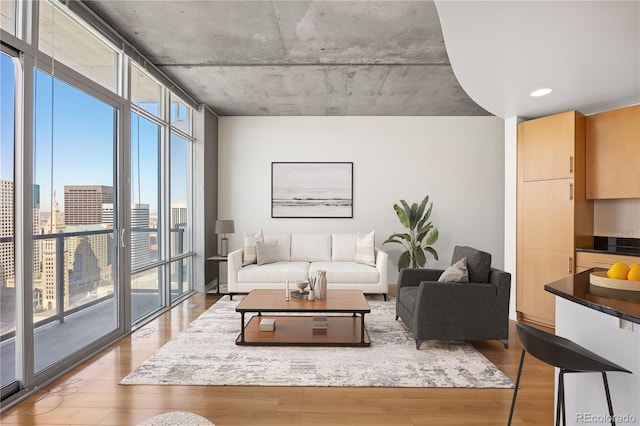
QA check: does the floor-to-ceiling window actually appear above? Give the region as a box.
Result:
[130,112,162,321]
[32,69,119,374]
[169,96,193,301]
[0,0,198,407]
[0,51,17,393]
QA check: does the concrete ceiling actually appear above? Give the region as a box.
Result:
[83,1,639,119]
[83,0,490,116]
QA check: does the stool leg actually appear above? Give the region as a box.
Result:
[508,349,526,426]
[601,372,616,426]
[556,370,566,426]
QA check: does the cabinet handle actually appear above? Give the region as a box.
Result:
[593,260,614,266]
[569,156,574,174]
[568,257,573,274]
[569,183,574,200]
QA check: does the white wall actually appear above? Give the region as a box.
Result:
[504,117,520,319]
[218,116,505,284]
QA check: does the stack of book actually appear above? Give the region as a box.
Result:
[259,318,276,332]
[312,316,327,330]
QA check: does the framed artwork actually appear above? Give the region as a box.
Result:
[271,162,353,218]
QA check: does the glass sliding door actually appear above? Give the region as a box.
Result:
[130,112,162,321]
[0,52,17,393]
[169,132,190,301]
[32,69,118,374]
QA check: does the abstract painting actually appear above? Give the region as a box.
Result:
[271,162,353,218]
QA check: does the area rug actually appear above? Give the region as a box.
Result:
[137,411,215,426]
[120,296,514,388]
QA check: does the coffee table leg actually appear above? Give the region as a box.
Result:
[360,313,366,345]
[240,312,246,344]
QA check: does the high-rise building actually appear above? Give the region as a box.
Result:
[64,185,113,225]
[170,203,188,256]
[40,197,69,311]
[0,180,41,287]
[131,204,150,269]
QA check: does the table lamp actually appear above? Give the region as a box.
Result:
[215,220,235,256]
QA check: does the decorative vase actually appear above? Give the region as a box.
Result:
[315,270,327,299]
[308,290,315,301]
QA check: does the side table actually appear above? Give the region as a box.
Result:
[206,255,228,294]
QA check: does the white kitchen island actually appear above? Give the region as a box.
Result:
[545,270,640,426]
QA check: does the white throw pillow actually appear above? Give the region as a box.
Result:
[354,231,376,266]
[256,240,279,266]
[331,233,357,262]
[242,230,264,266]
[438,257,469,283]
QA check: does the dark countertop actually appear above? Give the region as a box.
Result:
[576,247,640,256]
[545,269,640,324]
[576,236,640,256]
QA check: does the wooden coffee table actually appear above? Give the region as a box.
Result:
[235,289,371,347]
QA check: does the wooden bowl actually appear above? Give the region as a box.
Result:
[590,271,640,292]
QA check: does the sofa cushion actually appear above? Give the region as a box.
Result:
[264,233,291,261]
[256,240,279,266]
[451,246,491,283]
[354,231,376,266]
[331,233,356,262]
[291,234,331,262]
[242,230,264,266]
[238,261,310,283]
[310,262,379,284]
[438,257,469,283]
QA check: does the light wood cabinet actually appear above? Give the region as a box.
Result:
[576,251,640,273]
[521,111,578,181]
[517,110,593,328]
[520,248,575,325]
[586,105,640,199]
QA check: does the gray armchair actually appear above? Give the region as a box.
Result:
[395,246,511,349]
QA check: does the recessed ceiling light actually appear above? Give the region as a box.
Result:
[530,88,552,97]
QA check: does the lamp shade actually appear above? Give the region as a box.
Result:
[215,220,235,234]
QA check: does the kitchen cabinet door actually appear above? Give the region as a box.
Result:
[522,179,575,252]
[520,111,580,181]
[518,248,575,327]
[586,105,640,199]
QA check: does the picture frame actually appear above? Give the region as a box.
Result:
[271,162,353,218]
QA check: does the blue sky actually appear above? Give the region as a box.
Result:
[1,53,15,182]
[1,59,187,216]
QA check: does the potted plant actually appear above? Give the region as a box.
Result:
[383,195,439,271]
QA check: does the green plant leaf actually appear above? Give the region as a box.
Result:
[398,251,411,271]
[425,246,439,261]
[425,227,439,245]
[393,203,410,228]
[399,200,414,229]
[417,204,432,231]
[383,233,411,243]
[409,202,419,229]
[415,247,426,268]
[416,226,433,243]
[415,196,428,226]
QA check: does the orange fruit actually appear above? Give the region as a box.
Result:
[629,263,640,270]
[607,262,630,280]
[628,265,640,281]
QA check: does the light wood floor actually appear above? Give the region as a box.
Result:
[1,291,554,425]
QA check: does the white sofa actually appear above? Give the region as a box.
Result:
[227,232,389,300]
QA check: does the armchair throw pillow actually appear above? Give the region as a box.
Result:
[451,245,491,283]
[256,240,279,266]
[438,257,469,283]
